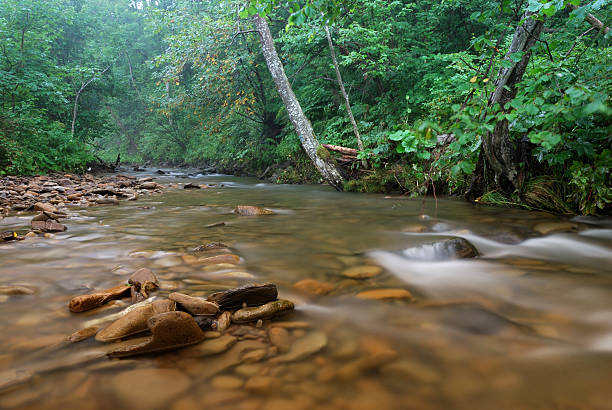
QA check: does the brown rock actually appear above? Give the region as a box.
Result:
[233,205,274,216]
[211,375,244,389]
[96,299,176,341]
[534,221,576,235]
[216,311,232,332]
[356,288,412,300]
[107,311,205,358]
[33,202,60,214]
[207,283,278,310]
[0,285,35,295]
[268,327,291,353]
[169,292,219,315]
[140,181,158,189]
[31,220,67,232]
[189,335,237,357]
[68,284,131,312]
[341,265,382,279]
[231,300,294,324]
[128,268,159,303]
[95,197,119,205]
[67,326,99,343]
[334,350,398,381]
[111,368,191,408]
[244,376,280,393]
[293,279,335,295]
[273,331,327,363]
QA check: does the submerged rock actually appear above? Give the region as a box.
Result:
[233,205,274,216]
[533,221,575,235]
[273,331,327,363]
[190,335,237,357]
[356,288,412,300]
[169,292,219,315]
[193,242,228,251]
[106,311,205,358]
[198,254,240,265]
[68,284,131,312]
[207,283,278,310]
[231,299,294,324]
[341,265,382,279]
[96,299,176,342]
[0,285,35,295]
[293,279,335,295]
[110,368,191,408]
[67,326,99,343]
[402,237,478,260]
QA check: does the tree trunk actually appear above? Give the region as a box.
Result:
[324,23,367,168]
[252,14,344,191]
[482,12,544,193]
[71,64,112,138]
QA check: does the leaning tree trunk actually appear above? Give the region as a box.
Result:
[324,23,367,169]
[252,14,344,191]
[482,12,544,193]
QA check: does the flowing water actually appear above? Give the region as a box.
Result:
[1,171,612,409]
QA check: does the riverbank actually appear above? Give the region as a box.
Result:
[0,173,165,239]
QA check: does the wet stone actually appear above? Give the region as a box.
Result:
[191,335,237,357]
[269,327,291,353]
[170,292,219,315]
[198,254,240,265]
[534,221,576,235]
[341,265,382,279]
[232,300,294,324]
[96,299,176,342]
[69,284,131,312]
[273,331,327,363]
[234,205,274,216]
[0,285,36,295]
[211,375,244,389]
[128,268,159,303]
[293,279,335,295]
[67,326,99,343]
[356,288,413,301]
[31,220,67,232]
[111,368,191,409]
[207,283,278,310]
[107,311,205,358]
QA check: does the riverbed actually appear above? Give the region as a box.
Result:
[1,171,611,409]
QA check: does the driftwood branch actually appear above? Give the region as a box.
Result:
[321,144,357,156]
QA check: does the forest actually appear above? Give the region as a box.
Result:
[0,0,610,214]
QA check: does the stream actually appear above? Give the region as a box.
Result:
[1,171,612,409]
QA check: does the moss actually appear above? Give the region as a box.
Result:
[344,165,423,194]
[316,144,332,161]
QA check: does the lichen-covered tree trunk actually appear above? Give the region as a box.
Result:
[483,12,544,193]
[252,14,344,191]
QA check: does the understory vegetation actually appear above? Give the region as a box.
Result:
[0,0,610,214]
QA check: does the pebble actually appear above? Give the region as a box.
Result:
[191,335,237,356]
[293,279,335,295]
[111,368,191,408]
[269,327,291,353]
[341,265,382,279]
[211,375,245,389]
[380,360,440,383]
[216,311,232,332]
[244,376,279,392]
[234,363,263,377]
[273,331,327,363]
[334,350,398,381]
[269,321,312,329]
[356,288,412,300]
[241,348,267,363]
[198,254,240,265]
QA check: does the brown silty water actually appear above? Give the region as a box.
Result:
[1,171,612,409]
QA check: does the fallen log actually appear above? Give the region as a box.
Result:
[321,144,358,156]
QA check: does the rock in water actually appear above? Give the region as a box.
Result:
[96,299,176,342]
[194,316,214,331]
[67,326,99,343]
[198,254,240,265]
[356,288,412,300]
[183,183,200,189]
[533,222,575,235]
[0,285,35,295]
[207,283,278,310]
[231,300,294,324]
[169,292,219,315]
[293,279,335,295]
[273,331,327,363]
[68,284,131,312]
[128,268,159,303]
[233,206,274,216]
[31,220,67,232]
[33,202,61,214]
[1,231,18,241]
[111,368,190,409]
[106,311,205,358]
[341,265,382,279]
[402,237,478,260]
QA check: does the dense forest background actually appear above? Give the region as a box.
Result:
[0,0,610,214]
